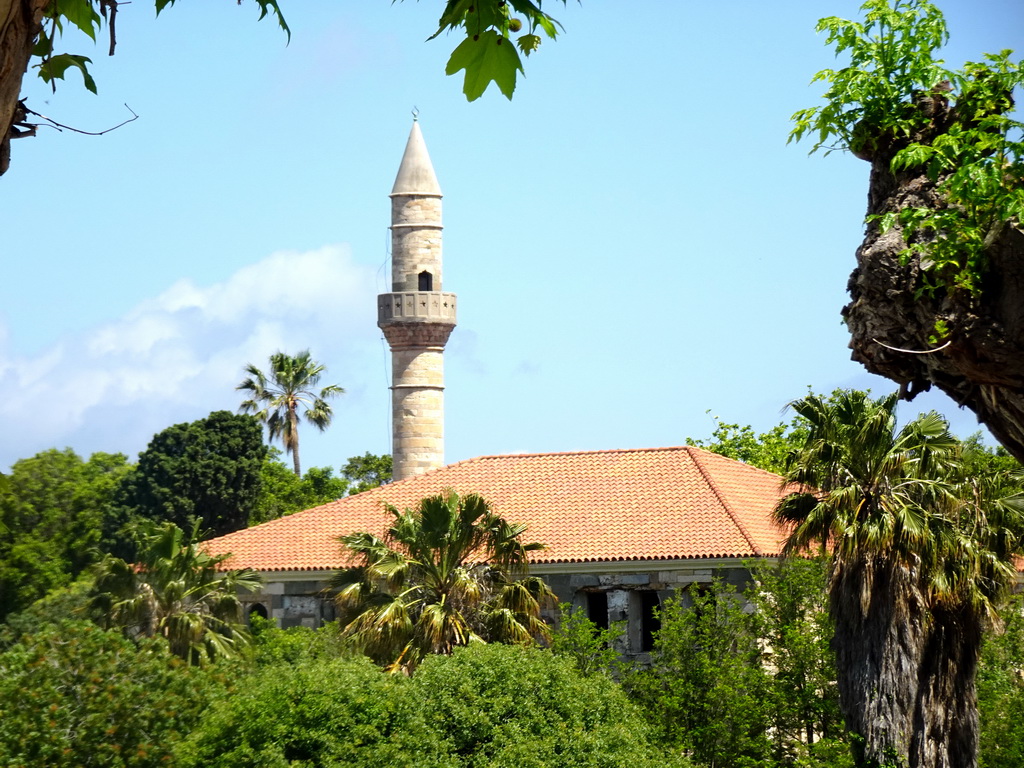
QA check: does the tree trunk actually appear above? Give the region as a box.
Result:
[831,554,926,768]
[0,0,45,176]
[910,602,983,768]
[289,407,301,476]
[843,108,1024,463]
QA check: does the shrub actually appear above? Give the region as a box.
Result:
[413,643,689,768]
[0,621,217,767]
[178,655,446,768]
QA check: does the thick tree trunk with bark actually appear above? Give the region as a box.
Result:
[0,0,45,175]
[832,555,926,768]
[843,101,1024,463]
[910,602,983,768]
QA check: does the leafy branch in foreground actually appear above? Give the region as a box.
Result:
[430,0,566,100]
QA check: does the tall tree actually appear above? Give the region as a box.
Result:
[91,520,261,665]
[110,411,266,549]
[774,390,1024,768]
[237,350,343,477]
[790,0,1024,462]
[331,490,554,674]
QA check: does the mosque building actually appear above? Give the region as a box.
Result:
[204,120,790,659]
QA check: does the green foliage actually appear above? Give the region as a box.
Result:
[0,448,130,621]
[252,449,349,523]
[628,566,853,768]
[549,602,626,678]
[0,575,96,646]
[413,643,686,768]
[686,412,804,474]
[333,490,555,673]
[246,615,352,666]
[629,579,773,768]
[790,0,1024,298]
[0,621,219,768]
[978,596,1024,768]
[111,411,266,547]
[91,520,261,665]
[178,655,442,768]
[253,450,392,522]
[33,0,288,97]
[748,558,848,767]
[790,0,951,155]
[344,451,394,494]
[238,350,344,476]
[431,0,565,100]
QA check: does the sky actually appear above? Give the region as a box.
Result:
[2,0,1023,474]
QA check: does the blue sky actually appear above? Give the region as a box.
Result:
[2,0,1022,473]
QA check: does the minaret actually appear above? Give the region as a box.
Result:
[377,119,457,481]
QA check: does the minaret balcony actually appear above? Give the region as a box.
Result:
[377,292,457,325]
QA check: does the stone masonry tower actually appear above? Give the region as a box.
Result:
[377,120,457,481]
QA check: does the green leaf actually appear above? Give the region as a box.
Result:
[58,0,101,42]
[37,53,97,94]
[517,34,541,56]
[445,29,523,101]
[156,0,290,42]
[431,0,475,39]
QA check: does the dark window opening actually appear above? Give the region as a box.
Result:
[418,271,433,291]
[640,591,661,652]
[248,603,268,623]
[586,591,609,632]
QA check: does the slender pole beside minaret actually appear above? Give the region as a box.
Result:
[377,119,457,481]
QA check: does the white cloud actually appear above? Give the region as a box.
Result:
[0,245,381,469]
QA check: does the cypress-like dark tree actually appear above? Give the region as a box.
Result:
[109,411,266,551]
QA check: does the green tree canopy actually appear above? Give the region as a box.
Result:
[237,350,343,477]
[110,411,266,549]
[0,448,130,622]
[343,451,393,494]
[686,413,804,474]
[332,490,554,673]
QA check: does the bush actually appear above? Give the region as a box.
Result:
[0,621,218,767]
[413,643,688,768]
[178,655,446,768]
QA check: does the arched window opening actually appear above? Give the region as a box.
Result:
[418,271,433,291]
[248,603,269,624]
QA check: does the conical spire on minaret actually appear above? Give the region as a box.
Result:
[391,120,442,197]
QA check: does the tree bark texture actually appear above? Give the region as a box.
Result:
[910,602,983,768]
[832,555,926,768]
[843,102,1024,463]
[0,0,45,175]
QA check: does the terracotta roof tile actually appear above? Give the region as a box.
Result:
[203,447,793,572]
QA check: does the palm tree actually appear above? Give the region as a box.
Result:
[91,520,261,665]
[909,465,1024,768]
[237,350,344,476]
[331,490,555,674]
[773,390,962,768]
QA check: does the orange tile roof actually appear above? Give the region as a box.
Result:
[203,446,792,572]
